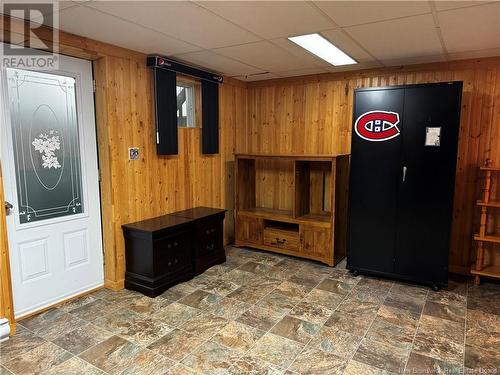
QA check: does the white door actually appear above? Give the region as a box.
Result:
[0,50,104,318]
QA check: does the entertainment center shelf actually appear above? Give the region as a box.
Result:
[235,153,350,266]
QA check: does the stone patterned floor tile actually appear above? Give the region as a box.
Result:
[163,363,199,375]
[179,290,223,310]
[274,281,309,300]
[343,360,397,375]
[68,299,121,322]
[212,321,264,353]
[270,315,321,344]
[0,326,46,364]
[247,333,304,368]
[201,279,240,296]
[289,301,333,325]
[208,297,252,320]
[236,306,284,331]
[180,313,229,340]
[107,348,175,375]
[315,278,353,295]
[57,294,98,313]
[151,302,201,327]
[426,290,467,307]
[288,346,347,375]
[160,283,197,301]
[366,317,415,350]
[238,261,274,276]
[181,340,239,374]
[353,338,410,374]
[303,288,345,310]
[422,301,466,323]
[405,351,463,375]
[383,292,426,316]
[227,355,283,375]
[44,356,106,375]
[125,295,172,315]
[147,329,205,361]
[466,309,500,352]
[256,292,298,315]
[52,323,113,355]
[308,326,362,359]
[376,305,420,331]
[7,246,500,374]
[412,332,464,364]
[417,315,464,344]
[3,342,72,375]
[464,344,500,373]
[324,310,375,336]
[78,336,142,373]
[220,269,255,286]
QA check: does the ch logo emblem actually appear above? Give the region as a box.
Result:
[355,111,400,142]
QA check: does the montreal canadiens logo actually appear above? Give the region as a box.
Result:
[354,111,401,142]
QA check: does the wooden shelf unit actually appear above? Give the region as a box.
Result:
[235,153,349,266]
[472,161,500,285]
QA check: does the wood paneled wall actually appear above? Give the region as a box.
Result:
[94,55,245,289]
[238,58,500,274]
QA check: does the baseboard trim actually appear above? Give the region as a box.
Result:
[104,279,125,291]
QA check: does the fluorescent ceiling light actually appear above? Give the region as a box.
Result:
[288,33,357,66]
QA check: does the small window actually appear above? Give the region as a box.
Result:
[176,83,195,128]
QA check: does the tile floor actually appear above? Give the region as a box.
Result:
[1,246,499,374]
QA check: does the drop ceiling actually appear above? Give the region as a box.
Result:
[28,1,500,80]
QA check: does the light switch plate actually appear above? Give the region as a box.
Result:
[128,147,140,160]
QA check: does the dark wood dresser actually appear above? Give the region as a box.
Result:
[171,207,227,275]
[122,207,226,297]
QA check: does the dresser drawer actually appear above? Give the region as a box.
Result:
[197,219,223,255]
[154,230,192,276]
[263,227,299,251]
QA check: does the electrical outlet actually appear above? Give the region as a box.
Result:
[128,147,140,160]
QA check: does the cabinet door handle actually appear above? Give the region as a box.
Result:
[402,166,408,182]
[206,243,215,250]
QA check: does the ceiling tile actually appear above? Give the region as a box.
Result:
[345,14,444,61]
[213,40,313,72]
[173,50,263,76]
[314,1,431,27]
[324,61,383,73]
[380,54,446,67]
[434,1,490,12]
[321,29,376,63]
[57,5,200,55]
[86,1,261,49]
[235,72,281,81]
[448,47,500,60]
[438,2,500,52]
[196,1,335,39]
[275,67,329,78]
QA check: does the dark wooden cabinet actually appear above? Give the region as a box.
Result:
[122,215,194,297]
[170,207,226,275]
[122,207,226,297]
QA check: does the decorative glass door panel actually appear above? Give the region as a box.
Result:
[6,68,84,223]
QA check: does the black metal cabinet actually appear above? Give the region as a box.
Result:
[347,82,462,288]
[122,215,194,297]
[170,207,226,275]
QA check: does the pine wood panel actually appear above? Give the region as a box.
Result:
[239,59,500,274]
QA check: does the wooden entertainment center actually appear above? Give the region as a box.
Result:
[235,153,350,266]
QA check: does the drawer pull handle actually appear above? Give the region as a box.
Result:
[174,242,178,247]
[168,261,172,266]
[206,243,215,250]
[275,238,286,245]
[211,228,215,233]
[167,244,172,249]
[174,258,178,264]
[206,230,210,235]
